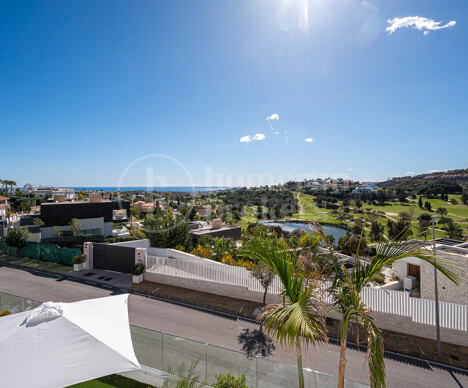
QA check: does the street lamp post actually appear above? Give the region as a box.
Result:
[431,215,441,357]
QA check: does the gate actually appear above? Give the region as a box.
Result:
[93,243,135,274]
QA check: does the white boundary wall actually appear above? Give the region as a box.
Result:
[146,255,467,331]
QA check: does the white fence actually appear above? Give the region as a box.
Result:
[146,255,468,331]
[146,255,283,294]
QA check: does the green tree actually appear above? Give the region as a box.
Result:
[425,201,432,212]
[369,221,384,242]
[436,207,448,217]
[33,217,45,230]
[68,218,81,235]
[143,213,192,251]
[256,205,263,220]
[418,196,423,208]
[240,229,326,388]
[443,221,464,240]
[324,235,461,388]
[6,226,32,257]
[418,219,431,241]
[249,261,276,305]
[212,237,235,261]
[461,192,468,206]
[213,373,248,388]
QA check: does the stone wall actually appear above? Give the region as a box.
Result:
[326,315,468,369]
[420,257,468,305]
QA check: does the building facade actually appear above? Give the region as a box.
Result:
[40,199,130,238]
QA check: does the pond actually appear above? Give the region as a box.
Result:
[260,221,349,242]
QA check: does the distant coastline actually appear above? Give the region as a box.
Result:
[63,186,230,193]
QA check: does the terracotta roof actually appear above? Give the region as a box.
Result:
[0,196,9,200]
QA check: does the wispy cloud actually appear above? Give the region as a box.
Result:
[273,131,280,135]
[405,171,415,175]
[386,16,456,35]
[266,113,279,121]
[240,133,266,143]
[304,138,314,143]
[347,168,353,171]
[252,133,266,141]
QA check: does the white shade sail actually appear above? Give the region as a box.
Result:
[0,294,141,388]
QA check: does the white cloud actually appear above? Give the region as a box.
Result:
[273,131,280,135]
[347,168,353,171]
[252,133,266,141]
[428,169,442,174]
[405,171,415,175]
[304,138,314,143]
[386,16,456,35]
[266,113,279,121]
[240,133,266,143]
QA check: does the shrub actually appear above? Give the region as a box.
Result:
[72,254,86,264]
[174,244,186,252]
[370,272,386,284]
[213,373,248,388]
[190,245,212,259]
[133,262,145,275]
[0,310,11,317]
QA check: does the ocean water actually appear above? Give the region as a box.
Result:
[66,186,229,192]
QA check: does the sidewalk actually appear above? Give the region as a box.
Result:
[67,269,132,289]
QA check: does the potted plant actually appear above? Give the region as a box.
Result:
[73,254,86,271]
[132,262,145,283]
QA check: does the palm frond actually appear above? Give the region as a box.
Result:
[240,227,303,302]
[358,313,385,388]
[258,289,327,353]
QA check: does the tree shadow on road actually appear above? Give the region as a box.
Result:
[237,327,276,359]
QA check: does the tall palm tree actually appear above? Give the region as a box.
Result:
[240,229,327,388]
[9,180,16,194]
[321,230,462,388]
[0,179,8,195]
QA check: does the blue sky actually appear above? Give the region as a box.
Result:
[1,0,467,187]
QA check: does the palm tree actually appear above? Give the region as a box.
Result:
[9,180,16,194]
[1,179,9,195]
[322,230,462,388]
[240,228,327,388]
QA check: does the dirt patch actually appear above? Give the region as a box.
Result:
[385,212,398,216]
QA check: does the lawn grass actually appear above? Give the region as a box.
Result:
[292,193,343,224]
[0,254,72,275]
[67,374,156,388]
[235,193,468,239]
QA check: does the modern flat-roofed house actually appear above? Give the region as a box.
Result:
[393,239,468,305]
[39,197,130,239]
[188,219,241,242]
[22,184,75,201]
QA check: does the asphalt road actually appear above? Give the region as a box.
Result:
[0,266,467,388]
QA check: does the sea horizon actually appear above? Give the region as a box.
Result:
[62,186,232,192]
